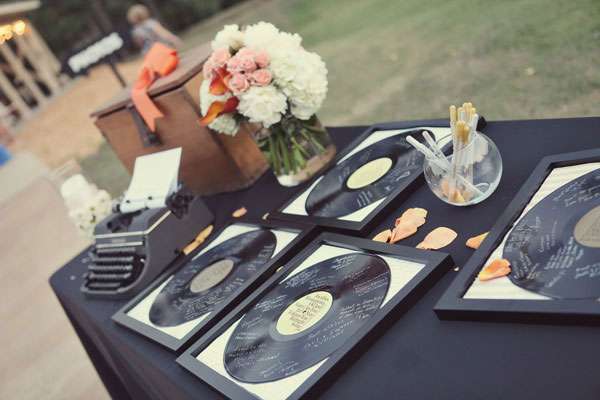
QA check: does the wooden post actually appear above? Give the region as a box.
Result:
[22,19,60,74]
[0,42,47,106]
[0,66,30,118]
[13,33,60,94]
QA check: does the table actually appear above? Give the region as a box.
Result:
[51,117,600,400]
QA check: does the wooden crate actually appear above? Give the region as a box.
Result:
[91,44,268,195]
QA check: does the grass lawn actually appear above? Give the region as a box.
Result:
[182,0,600,125]
[82,0,600,194]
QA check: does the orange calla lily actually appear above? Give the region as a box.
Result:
[199,97,239,126]
[209,67,231,95]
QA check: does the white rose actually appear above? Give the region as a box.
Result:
[211,24,244,51]
[237,85,287,127]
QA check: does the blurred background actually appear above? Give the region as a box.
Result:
[7,0,600,196]
[0,0,598,399]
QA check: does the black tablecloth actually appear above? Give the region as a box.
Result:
[51,117,600,400]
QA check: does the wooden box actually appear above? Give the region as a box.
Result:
[91,44,268,195]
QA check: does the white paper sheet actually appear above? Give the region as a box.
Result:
[120,148,182,213]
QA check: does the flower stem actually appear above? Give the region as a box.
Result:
[268,134,280,175]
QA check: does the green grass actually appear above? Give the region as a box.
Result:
[82,0,600,194]
[182,0,600,124]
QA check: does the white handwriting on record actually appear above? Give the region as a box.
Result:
[281,127,451,221]
[126,225,298,339]
[465,162,600,300]
[196,244,424,400]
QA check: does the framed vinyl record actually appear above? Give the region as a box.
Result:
[268,121,453,233]
[112,220,316,352]
[177,232,452,400]
[435,149,600,324]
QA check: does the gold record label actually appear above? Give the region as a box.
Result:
[574,205,600,248]
[190,259,235,293]
[276,291,333,335]
[346,157,393,190]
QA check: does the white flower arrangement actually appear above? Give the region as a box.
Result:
[60,174,112,237]
[199,22,328,132]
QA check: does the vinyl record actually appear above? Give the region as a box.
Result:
[504,168,600,299]
[305,129,428,218]
[224,252,390,383]
[149,229,277,327]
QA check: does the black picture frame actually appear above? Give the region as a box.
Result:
[112,219,317,352]
[435,148,600,324]
[177,232,453,400]
[267,120,452,234]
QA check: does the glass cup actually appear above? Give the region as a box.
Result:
[423,132,502,206]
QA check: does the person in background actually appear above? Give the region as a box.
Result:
[127,4,183,53]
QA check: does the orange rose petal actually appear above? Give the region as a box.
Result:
[416,227,457,250]
[450,189,466,204]
[440,178,451,199]
[182,224,214,255]
[232,207,247,218]
[373,229,392,243]
[478,259,511,281]
[390,224,417,243]
[466,232,489,249]
[394,208,427,227]
[461,188,473,202]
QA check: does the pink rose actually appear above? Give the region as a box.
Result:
[237,54,257,73]
[254,50,270,68]
[236,48,255,58]
[228,73,250,94]
[210,48,231,67]
[226,56,242,73]
[249,69,272,86]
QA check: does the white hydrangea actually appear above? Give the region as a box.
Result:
[243,22,283,49]
[237,85,287,127]
[204,21,328,132]
[199,80,239,135]
[270,49,327,120]
[211,24,244,51]
[209,114,238,135]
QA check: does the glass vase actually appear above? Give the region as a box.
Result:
[423,131,502,206]
[255,114,336,187]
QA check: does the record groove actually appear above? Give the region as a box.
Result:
[224,252,390,383]
[305,130,428,218]
[504,168,600,299]
[149,229,277,327]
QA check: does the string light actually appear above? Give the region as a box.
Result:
[13,20,26,36]
[0,20,27,43]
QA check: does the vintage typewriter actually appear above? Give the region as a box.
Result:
[81,148,213,298]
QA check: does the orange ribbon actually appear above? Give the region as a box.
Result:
[131,43,179,132]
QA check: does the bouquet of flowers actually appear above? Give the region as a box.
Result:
[199,22,335,185]
[60,174,112,238]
